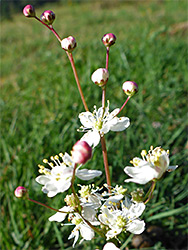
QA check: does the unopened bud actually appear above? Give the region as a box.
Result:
[14,186,28,198]
[23,5,35,18]
[61,36,77,53]
[91,68,109,87]
[131,188,144,202]
[40,10,55,25]
[102,33,116,47]
[72,140,92,164]
[122,81,138,97]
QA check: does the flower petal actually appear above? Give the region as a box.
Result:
[126,219,145,234]
[49,206,72,222]
[124,164,158,184]
[110,117,130,131]
[167,165,178,172]
[76,168,102,180]
[80,130,100,147]
[80,224,95,240]
[79,112,94,128]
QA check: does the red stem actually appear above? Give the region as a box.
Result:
[28,198,66,213]
[66,52,89,112]
[100,135,111,192]
[34,16,62,43]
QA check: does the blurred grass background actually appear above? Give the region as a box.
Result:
[1,0,188,249]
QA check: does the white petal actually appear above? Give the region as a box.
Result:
[126,219,145,234]
[80,224,95,240]
[129,202,145,218]
[124,164,159,184]
[35,175,51,185]
[103,194,124,207]
[167,165,178,172]
[103,242,120,250]
[79,112,94,128]
[48,206,71,222]
[76,168,102,180]
[80,130,100,148]
[68,227,79,247]
[106,228,122,240]
[82,206,96,221]
[110,117,130,131]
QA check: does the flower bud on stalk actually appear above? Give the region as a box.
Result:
[14,186,28,198]
[40,10,55,25]
[102,33,116,47]
[72,141,92,164]
[61,36,77,53]
[91,68,109,87]
[23,5,35,18]
[122,81,138,97]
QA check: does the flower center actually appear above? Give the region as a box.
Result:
[94,118,103,130]
[116,215,127,228]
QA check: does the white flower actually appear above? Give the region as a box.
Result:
[124,146,178,184]
[36,152,102,197]
[49,204,100,247]
[103,242,120,250]
[78,185,102,209]
[78,101,130,147]
[98,197,145,240]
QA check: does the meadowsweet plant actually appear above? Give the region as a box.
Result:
[15,5,179,249]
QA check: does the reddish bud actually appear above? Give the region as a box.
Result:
[61,36,77,53]
[72,141,92,164]
[102,33,116,47]
[14,186,28,198]
[40,10,55,25]
[23,5,35,18]
[91,68,109,87]
[122,81,138,97]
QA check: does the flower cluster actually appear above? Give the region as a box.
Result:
[15,5,179,250]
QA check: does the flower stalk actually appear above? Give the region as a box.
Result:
[28,198,67,213]
[34,16,61,43]
[144,180,156,204]
[66,52,89,112]
[100,135,111,192]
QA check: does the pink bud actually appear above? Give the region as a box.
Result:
[14,186,27,198]
[23,5,35,18]
[40,10,55,25]
[61,36,77,53]
[72,141,92,164]
[102,33,116,47]
[122,81,138,97]
[91,68,109,87]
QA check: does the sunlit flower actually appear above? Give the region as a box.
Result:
[36,152,102,197]
[124,146,178,184]
[103,242,120,250]
[98,197,145,240]
[78,184,102,209]
[49,204,99,247]
[78,101,130,147]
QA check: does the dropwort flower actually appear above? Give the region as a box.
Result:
[78,101,130,147]
[36,152,102,197]
[124,146,178,184]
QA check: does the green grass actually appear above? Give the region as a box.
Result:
[1,1,187,250]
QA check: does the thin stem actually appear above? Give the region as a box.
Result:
[144,181,156,204]
[34,16,62,43]
[100,135,111,192]
[66,52,89,112]
[28,198,66,213]
[115,96,131,117]
[106,46,110,70]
